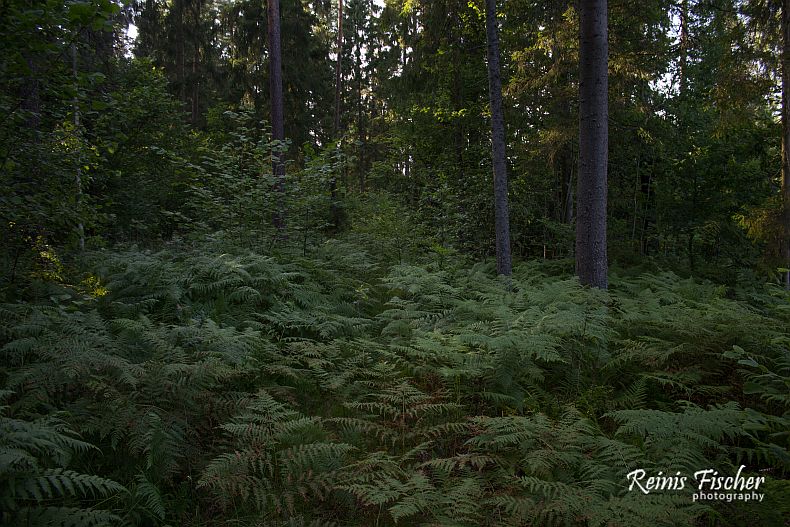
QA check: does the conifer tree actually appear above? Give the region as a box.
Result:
[783,0,790,288]
[484,0,512,276]
[576,0,609,288]
[268,0,286,234]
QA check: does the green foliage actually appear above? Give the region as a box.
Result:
[0,392,125,526]
[1,242,788,525]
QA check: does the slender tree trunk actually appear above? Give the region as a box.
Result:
[452,21,465,215]
[401,12,408,70]
[192,49,199,124]
[631,151,641,243]
[21,53,40,132]
[576,0,608,288]
[72,43,85,251]
[783,0,790,288]
[550,2,574,228]
[484,0,512,277]
[191,1,201,125]
[640,166,654,256]
[451,13,470,248]
[330,0,343,230]
[268,0,286,234]
[177,3,186,104]
[334,0,343,135]
[679,0,688,96]
[355,34,365,192]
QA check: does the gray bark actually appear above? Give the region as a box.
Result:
[783,0,790,288]
[330,0,343,230]
[334,0,343,136]
[484,0,513,277]
[268,0,286,234]
[576,0,608,288]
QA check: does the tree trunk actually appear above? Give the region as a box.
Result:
[679,0,689,96]
[355,33,365,192]
[191,1,201,125]
[783,0,790,288]
[564,162,574,225]
[20,53,40,132]
[177,2,186,104]
[192,47,200,124]
[268,0,286,234]
[484,0,512,277]
[576,0,608,288]
[330,0,343,231]
[452,11,466,243]
[72,43,85,251]
[334,0,343,136]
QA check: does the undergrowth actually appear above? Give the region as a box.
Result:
[0,239,788,526]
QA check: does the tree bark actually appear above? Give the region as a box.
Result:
[452,11,466,243]
[355,31,365,192]
[177,2,185,104]
[679,0,689,96]
[334,0,343,136]
[484,0,512,277]
[191,1,201,125]
[330,0,343,231]
[20,53,40,132]
[783,0,790,288]
[72,43,84,251]
[268,0,286,234]
[576,0,609,288]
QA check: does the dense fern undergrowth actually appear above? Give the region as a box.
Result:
[2,225,789,526]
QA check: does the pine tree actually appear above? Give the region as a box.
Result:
[268,0,287,235]
[576,0,609,288]
[330,0,344,231]
[782,0,790,288]
[484,0,512,277]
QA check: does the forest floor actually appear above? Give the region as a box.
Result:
[2,233,789,526]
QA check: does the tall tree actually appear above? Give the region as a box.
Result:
[783,0,790,288]
[484,0,512,276]
[330,0,343,230]
[268,0,286,233]
[72,43,85,251]
[576,0,609,288]
[334,0,344,135]
[679,0,689,96]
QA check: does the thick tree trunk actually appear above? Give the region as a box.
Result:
[576,0,608,288]
[783,0,790,288]
[484,0,512,277]
[268,0,286,234]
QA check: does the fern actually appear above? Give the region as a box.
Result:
[0,402,125,526]
[2,243,788,525]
